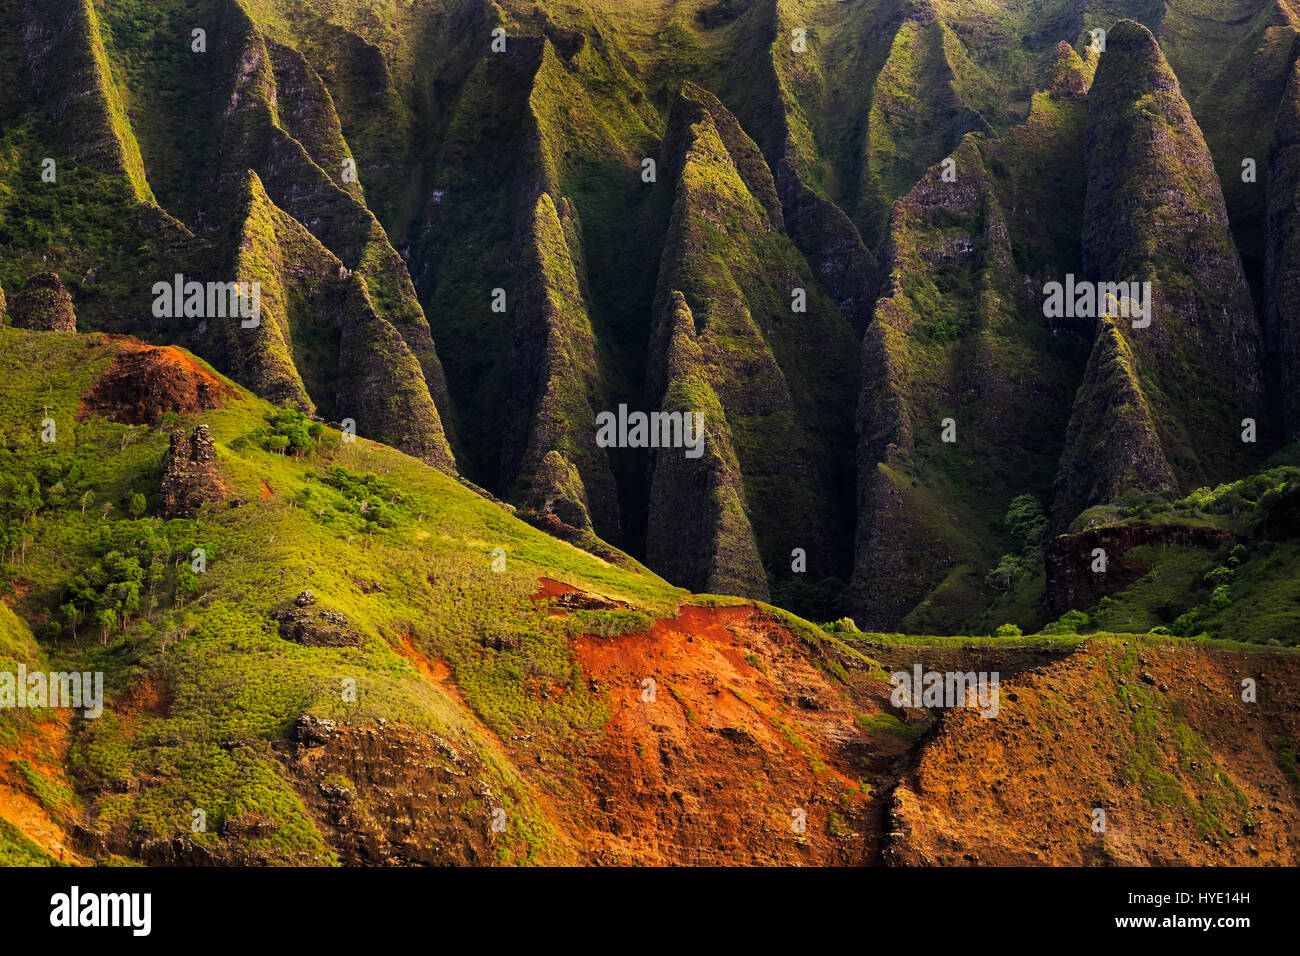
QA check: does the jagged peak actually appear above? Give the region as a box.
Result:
[499,187,617,534]
[1052,317,1177,530]
[1048,40,1092,99]
[669,82,784,227]
[1090,19,1180,100]
[21,0,155,204]
[267,41,365,202]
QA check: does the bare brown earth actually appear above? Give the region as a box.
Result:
[532,599,910,864]
[78,337,234,425]
[0,712,81,863]
[886,639,1300,865]
[7,580,1297,866]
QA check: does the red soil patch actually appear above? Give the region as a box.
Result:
[2,580,31,608]
[394,633,453,685]
[0,711,82,863]
[531,577,583,600]
[115,673,173,720]
[886,641,1300,865]
[545,603,900,865]
[259,479,272,499]
[79,339,233,425]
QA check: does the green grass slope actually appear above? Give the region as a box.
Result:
[0,325,687,863]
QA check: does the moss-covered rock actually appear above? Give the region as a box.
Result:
[500,191,618,536]
[645,292,769,600]
[1048,40,1092,99]
[1079,20,1269,503]
[11,273,77,332]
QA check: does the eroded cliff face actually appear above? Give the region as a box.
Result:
[886,639,1300,866]
[499,190,619,539]
[1063,20,1270,519]
[1044,523,1233,617]
[51,579,1300,868]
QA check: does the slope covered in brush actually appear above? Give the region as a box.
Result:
[852,88,1090,632]
[0,324,929,865]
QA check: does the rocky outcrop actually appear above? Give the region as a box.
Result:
[1044,522,1232,617]
[79,342,232,425]
[274,605,361,648]
[281,716,523,865]
[158,425,226,518]
[11,273,77,332]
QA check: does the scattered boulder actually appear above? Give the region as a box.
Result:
[11,273,76,332]
[293,714,337,747]
[159,425,226,518]
[295,589,315,607]
[276,606,361,647]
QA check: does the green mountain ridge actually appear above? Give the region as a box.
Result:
[5,0,1300,870]
[5,0,1300,634]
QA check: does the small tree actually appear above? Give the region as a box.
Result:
[95,607,116,647]
[59,602,81,643]
[80,490,95,515]
[11,473,42,525]
[125,491,147,519]
[175,565,200,608]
